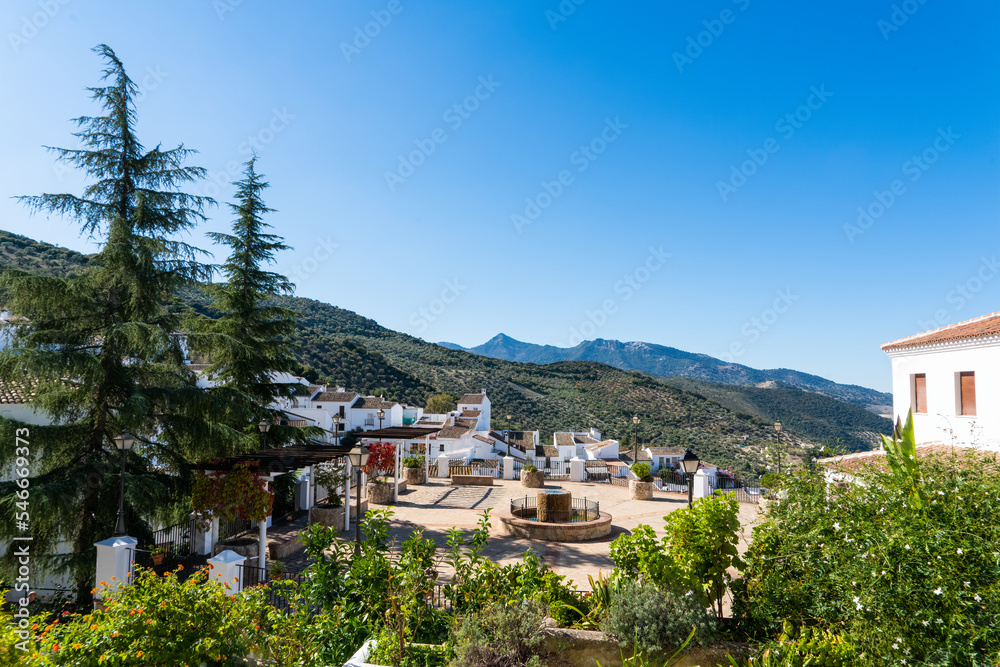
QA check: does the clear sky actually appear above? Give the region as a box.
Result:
[2,1,998,393]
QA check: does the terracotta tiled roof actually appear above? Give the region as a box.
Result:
[882,311,1000,351]
[554,433,575,448]
[438,421,476,439]
[458,393,486,405]
[585,440,618,451]
[646,447,685,456]
[460,409,481,418]
[821,443,1000,474]
[0,379,36,404]
[315,391,357,402]
[473,434,495,445]
[352,397,397,410]
[535,444,560,458]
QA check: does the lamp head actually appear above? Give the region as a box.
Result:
[632,415,640,425]
[348,444,370,468]
[114,431,134,451]
[331,414,341,424]
[377,408,385,419]
[774,421,782,433]
[259,420,271,434]
[680,448,701,474]
[506,414,512,421]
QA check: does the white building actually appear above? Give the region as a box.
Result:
[548,428,621,463]
[639,446,686,472]
[882,311,1000,450]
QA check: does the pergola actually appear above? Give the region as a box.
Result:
[192,441,354,569]
[358,426,442,504]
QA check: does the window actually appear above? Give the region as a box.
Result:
[959,371,976,416]
[439,443,445,452]
[912,374,927,414]
[339,406,345,418]
[337,423,344,432]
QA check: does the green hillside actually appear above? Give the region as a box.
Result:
[0,230,889,476]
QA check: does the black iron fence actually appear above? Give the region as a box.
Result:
[449,462,501,478]
[510,495,599,523]
[219,516,253,541]
[235,562,312,614]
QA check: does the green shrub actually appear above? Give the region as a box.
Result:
[631,462,653,481]
[449,599,547,667]
[403,455,425,469]
[739,621,854,667]
[368,626,450,667]
[601,578,717,653]
[536,571,590,626]
[734,430,1000,663]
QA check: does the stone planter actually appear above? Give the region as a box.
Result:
[629,479,654,500]
[403,466,426,485]
[311,499,369,527]
[213,536,258,559]
[521,470,545,488]
[367,482,394,505]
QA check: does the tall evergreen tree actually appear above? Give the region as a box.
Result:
[0,45,219,603]
[192,157,302,449]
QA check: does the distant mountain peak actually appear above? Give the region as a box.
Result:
[441,333,891,412]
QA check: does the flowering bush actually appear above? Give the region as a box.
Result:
[734,446,1000,663]
[191,460,273,529]
[10,565,266,665]
[365,442,397,483]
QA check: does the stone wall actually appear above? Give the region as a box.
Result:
[539,626,747,667]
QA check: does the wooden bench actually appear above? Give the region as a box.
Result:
[451,475,494,487]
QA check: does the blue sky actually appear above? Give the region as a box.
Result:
[1,1,998,393]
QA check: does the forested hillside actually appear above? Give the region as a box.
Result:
[0,230,889,475]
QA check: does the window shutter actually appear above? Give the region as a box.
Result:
[960,372,976,416]
[914,374,927,414]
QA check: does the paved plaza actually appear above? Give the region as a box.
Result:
[284,478,760,591]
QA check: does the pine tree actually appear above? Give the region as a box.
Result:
[192,157,302,449]
[0,45,218,603]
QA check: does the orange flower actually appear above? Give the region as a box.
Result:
[234,576,239,582]
[176,564,184,571]
[160,601,166,607]
[254,625,260,631]
[31,624,38,630]
[90,624,98,631]
[112,632,119,637]
[52,644,59,652]
[91,588,97,595]
[100,581,108,587]
[137,651,143,658]
[72,643,81,649]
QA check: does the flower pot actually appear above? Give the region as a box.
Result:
[403,466,426,485]
[521,470,545,488]
[151,553,165,566]
[629,479,654,500]
[213,537,259,559]
[367,481,394,505]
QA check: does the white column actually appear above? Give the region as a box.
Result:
[344,459,352,533]
[94,535,137,601]
[693,469,712,500]
[424,436,430,482]
[258,482,268,570]
[393,441,400,503]
[190,513,214,556]
[570,457,585,483]
[208,550,246,596]
[503,456,515,480]
[437,453,449,478]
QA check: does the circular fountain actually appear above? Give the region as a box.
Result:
[499,488,612,542]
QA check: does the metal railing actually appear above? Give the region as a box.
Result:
[218,516,253,541]
[541,459,571,479]
[235,562,311,614]
[510,496,599,523]
[448,462,501,478]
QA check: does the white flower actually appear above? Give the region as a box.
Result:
[975,594,982,602]
[904,544,910,550]
[922,620,929,626]
[833,522,840,531]
[957,548,963,555]
[934,587,943,595]
[964,581,970,588]
[936,618,943,624]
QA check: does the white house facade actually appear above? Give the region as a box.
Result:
[882,311,1000,450]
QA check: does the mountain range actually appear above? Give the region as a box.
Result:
[441,334,893,414]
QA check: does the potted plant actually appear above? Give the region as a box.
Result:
[269,560,285,581]
[365,443,397,505]
[520,459,544,488]
[629,462,655,500]
[402,455,426,485]
[150,546,166,566]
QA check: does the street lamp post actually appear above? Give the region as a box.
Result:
[348,444,370,557]
[377,407,385,431]
[258,419,271,449]
[774,421,782,476]
[680,448,701,507]
[331,414,341,446]
[632,416,640,464]
[113,431,134,537]
[506,413,513,457]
